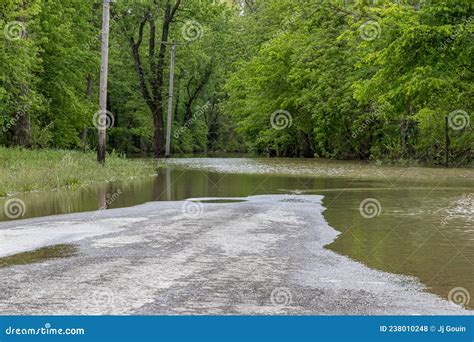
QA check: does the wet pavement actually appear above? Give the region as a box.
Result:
[0,195,469,315]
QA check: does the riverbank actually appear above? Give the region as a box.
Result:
[0,195,468,315]
[1,148,472,197]
[0,148,157,197]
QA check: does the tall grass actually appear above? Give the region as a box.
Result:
[0,147,158,196]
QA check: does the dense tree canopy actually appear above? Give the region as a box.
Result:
[1,0,472,165]
[225,0,473,164]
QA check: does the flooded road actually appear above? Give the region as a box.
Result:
[0,195,468,315]
[0,157,473,310]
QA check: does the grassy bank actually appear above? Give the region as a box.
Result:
[0,148,157,197]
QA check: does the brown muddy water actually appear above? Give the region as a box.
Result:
[0,157,473,309]
[0,244,77,268]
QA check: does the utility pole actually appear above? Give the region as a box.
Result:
[445,116,450,167]
[97,0,110,164]
[165,44,176,158]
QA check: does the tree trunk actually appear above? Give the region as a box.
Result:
[153,108,166,156]
[184,66,212,122]
[12,87,31,147]
[128,0,181,158]
[12,108,30,147]
[300,132,314,158]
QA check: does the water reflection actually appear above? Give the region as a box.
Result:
[0,244,77,268]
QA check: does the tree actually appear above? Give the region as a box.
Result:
[0,0,42,147]
[127,0,181,158]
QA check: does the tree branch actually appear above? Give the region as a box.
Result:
[130,15,154,110]
[170,0,182,20]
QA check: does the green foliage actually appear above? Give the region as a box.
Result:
[0,146,157,196]
[0,0,43,146]
[35,0,99,148]
[224,0,472,164]
[0,0,471,165]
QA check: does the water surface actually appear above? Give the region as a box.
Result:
[0,158,472,309]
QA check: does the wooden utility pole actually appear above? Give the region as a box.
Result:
[445,116,450,167]
[97,0,111,164]
[165,44,176,158]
